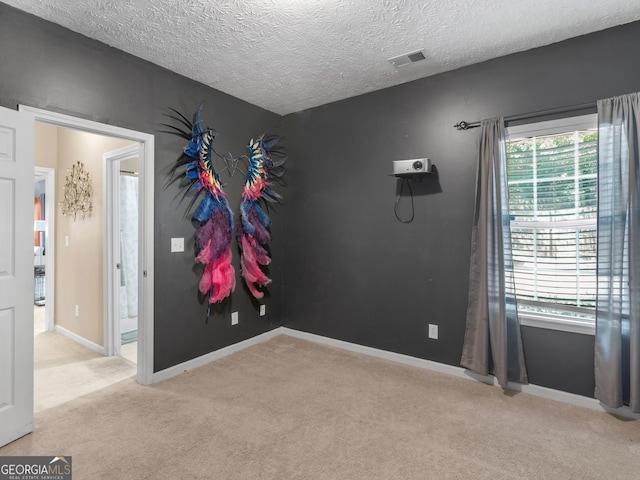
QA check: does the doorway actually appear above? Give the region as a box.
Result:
[104,143,141,362]
[33,167,54,332]
[32,126,141,412]
[22,105,155,386]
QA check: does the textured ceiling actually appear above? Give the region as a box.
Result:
[4,0,640,115]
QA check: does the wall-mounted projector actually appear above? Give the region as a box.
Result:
[392,158,432,176]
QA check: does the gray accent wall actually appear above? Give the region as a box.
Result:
[0,3,283,372]
[282,21,640,398]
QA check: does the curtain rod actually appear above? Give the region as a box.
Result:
[453,101,597,131]
[120,170,138,176]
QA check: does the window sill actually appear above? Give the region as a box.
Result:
[518,312,595,336]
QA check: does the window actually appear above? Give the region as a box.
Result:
[506,114,597,334]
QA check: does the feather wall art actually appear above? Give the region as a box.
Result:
[164,106,235,305]
[164,104,287,308]
[238,134,286,299]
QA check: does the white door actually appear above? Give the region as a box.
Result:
[0,107,35,446]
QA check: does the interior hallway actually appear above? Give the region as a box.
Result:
[34,305,136,413]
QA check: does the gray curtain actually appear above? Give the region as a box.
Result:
[595,92,640,412]
[460,117,528,387]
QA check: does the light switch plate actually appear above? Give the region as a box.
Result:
[171,237,184,252]
[231,311,239,325]
[428,324,438,339]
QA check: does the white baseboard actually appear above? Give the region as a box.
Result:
[55,325,106,356]
[280,327,640,420]
[146,325,640,420]
[151,328,283,384]
[281,327,472,380]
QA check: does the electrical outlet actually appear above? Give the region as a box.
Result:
[231,311,239,325]
[428,324,438,339]
[171,237,184,252]
[259,305,266,316]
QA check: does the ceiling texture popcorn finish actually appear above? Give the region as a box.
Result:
[4,0,640,115]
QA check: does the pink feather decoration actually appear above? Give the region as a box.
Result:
[166,105,237,308]
[195,209,235,304]
[237,134,285,299]
[198,248,235,304]
[240,236,270,298]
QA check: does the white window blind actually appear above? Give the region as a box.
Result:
[506,115,597,324]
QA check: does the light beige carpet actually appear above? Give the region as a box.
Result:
[33,306,137,412]
[3,334,640,479]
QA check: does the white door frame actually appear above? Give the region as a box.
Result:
[20,105,155,386]
[34,166,55,332]
[104,143,140,357]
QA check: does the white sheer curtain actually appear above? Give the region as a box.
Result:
[595,92,640,412]
[460,118,528,387]
[119,174,138,319]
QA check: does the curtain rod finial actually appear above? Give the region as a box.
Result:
[454,121,480,131]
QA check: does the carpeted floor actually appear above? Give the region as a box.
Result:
[3,334,640,479]
[33,306,137,413]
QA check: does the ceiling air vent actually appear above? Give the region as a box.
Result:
[388,49,427,68]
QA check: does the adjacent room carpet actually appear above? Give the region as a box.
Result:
[2,334,639,479]
[32,306,137,413]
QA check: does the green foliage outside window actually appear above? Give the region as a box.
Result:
[506,129,597,314]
